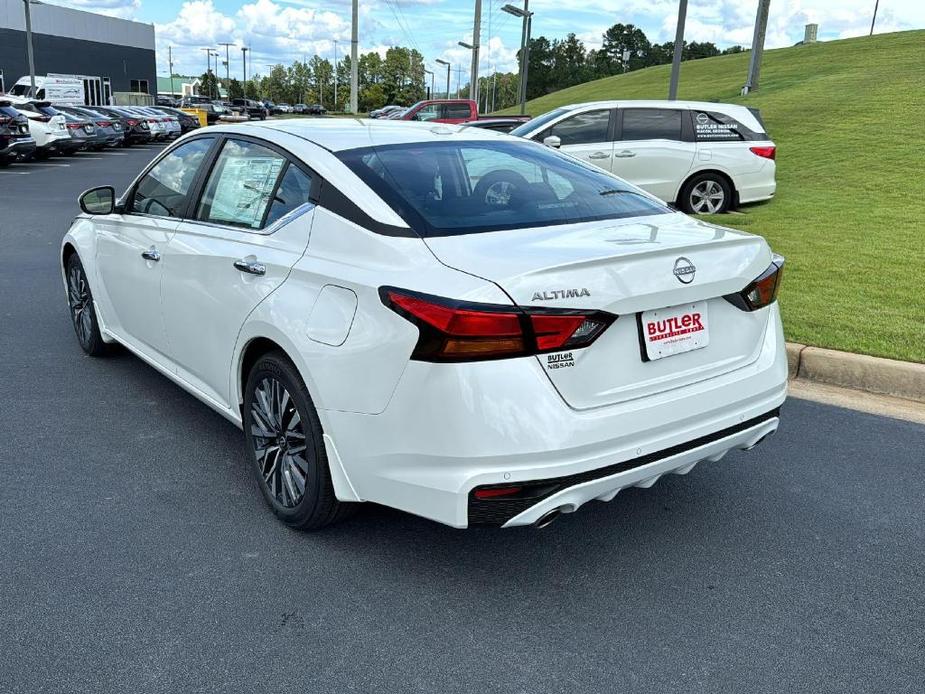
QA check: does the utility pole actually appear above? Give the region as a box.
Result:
[470,0,482,105]
[668,0,687,99]
[241,46,249,99]
[169,45,175,100]
[350,0,358,114]
[742,0,771,94]
[424,69,434,99]
[201,48,213,97]
[455,65,464,98]
[870,0,880,35]
[333,39,338,110]
[23,0,37,97]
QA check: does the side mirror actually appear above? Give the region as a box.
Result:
[79,186,115,215]
[542,135,562,149]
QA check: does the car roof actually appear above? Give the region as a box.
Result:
[223,118,518,152]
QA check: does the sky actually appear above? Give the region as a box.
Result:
[44,0,925,86]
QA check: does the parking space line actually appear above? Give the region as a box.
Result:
[102,152,128,156]
[28,163,70,168]
[0,170,31,175]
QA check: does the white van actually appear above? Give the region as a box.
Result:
[511,100,777,214]
[9,74,112,107]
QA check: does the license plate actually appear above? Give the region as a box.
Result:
[641,302,709,361]
[84,124,93,133]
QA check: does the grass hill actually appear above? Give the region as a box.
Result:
[500,30,925,363]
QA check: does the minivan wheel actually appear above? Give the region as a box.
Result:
[243,352,355,530]
[680,173,733,214]
[65,253,109,356]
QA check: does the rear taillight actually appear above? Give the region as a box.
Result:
[126,119,138,126]
[0,117,10,125]
[96,120,111,127]
[726,255,784,311]
[66,122,82,129]
[749,146,776,160]
[381,287,615,362]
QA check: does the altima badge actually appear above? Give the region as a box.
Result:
[673,257,696,284]
[532,288,591,301]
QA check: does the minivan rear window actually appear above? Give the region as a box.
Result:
[338,140,669,237]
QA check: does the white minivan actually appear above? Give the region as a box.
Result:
[511,100,777,214]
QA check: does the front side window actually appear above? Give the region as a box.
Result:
[413,104,440,121]
[195,139,287,229]
[338,140,669,237]
[620,109,683,141]
[544,110,610,146]
[131,137,214,217]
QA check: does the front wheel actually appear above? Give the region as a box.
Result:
[679,173,733,214]
[243,352,355,530]
[65,253,109,356]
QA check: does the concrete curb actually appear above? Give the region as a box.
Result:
[786,343,925,404]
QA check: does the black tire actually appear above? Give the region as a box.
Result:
[679,172,733,214]
[65,253,109,357]
[243,351,355,530]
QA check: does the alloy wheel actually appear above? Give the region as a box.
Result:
[689,180,726,214]
[250,376,309,508]
[67,262,93,347]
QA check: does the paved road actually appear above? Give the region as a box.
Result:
[1,145,923,693]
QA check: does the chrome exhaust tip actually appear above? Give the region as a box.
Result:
[534,508,562,529]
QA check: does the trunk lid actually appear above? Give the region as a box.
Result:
[424,212,773,409]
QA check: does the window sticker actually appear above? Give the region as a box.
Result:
[694,111,745,141]
[208,156,284,228]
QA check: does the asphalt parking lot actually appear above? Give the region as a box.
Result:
[1,144,923,693]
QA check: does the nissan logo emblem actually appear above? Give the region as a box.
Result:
[673,257,696,284]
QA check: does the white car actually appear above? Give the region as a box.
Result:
[61,120,787,530]
[125,107,167,139]
[511,100,777,214]
[7,97,69,157]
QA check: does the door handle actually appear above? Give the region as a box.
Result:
[141,247,160,262]
[233,258,266,276]
[588,152,611,160]
[614,150,637,158]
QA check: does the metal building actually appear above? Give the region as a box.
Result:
[0,0,155,104]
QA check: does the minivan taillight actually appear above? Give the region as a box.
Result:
[749,146,776,160]
[726,255,784,311]
[381,287,615,362]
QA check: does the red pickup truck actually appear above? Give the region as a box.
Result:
[397,99,530,125]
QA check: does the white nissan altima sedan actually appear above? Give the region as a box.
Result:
[62,119,788,530]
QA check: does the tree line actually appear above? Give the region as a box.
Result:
[193,23,744,113]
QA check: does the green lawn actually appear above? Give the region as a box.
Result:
[499,31,925,363]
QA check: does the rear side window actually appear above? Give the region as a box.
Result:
[693,110,766,141]
[620,109,683,141]
[543,110,610,146]
[195,139,288,230]
[131,137,215,217]
[444,103,472,120]
[264,165,313,226]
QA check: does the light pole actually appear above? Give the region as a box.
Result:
[458,42,474,98]
[423,68,434,99]
[333,39,338,110]
[350,0,358,114]
[241,46,249,98]
[668,0,687,99]
[219,42,234,84]
[435,59,450,99]
[502,3,533,114]
[210,50,220,98]
[22,0,38,97]
[168,45,175,100]
[200,47,214,97]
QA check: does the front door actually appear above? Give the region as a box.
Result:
[94,136,216,361]
[611,108,696,202]
[540,108,615,172]
[160,137,316,407]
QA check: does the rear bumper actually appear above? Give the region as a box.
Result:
[0,138,36,159]
[322,304,788,528]
[736,163,777,204]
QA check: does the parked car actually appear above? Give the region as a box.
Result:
[276,103,292,113]
[135,107,181,138]
[58,111,104,153]
[306,104,326,115]
[179,96,223,124]
[293,104,308,114]
[150,106,200,134]
[62,120,787,531]
[461,118,531,134]
[232,98,269,120]
[119,107,167,140]
[156,96,178,107]
[398,99,531,125]
[369,105,404,119]
[56,106,124,148]
[93,106,153,146]
[0,99,36,166]
[511,100,777,214]
[8,98,69,158]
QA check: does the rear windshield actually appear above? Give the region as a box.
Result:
[1,105,22,119]
[338,140,669,237]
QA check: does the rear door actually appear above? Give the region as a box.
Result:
[611,107,696,202]
[160,135,316,408]
[537,108,615,171]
